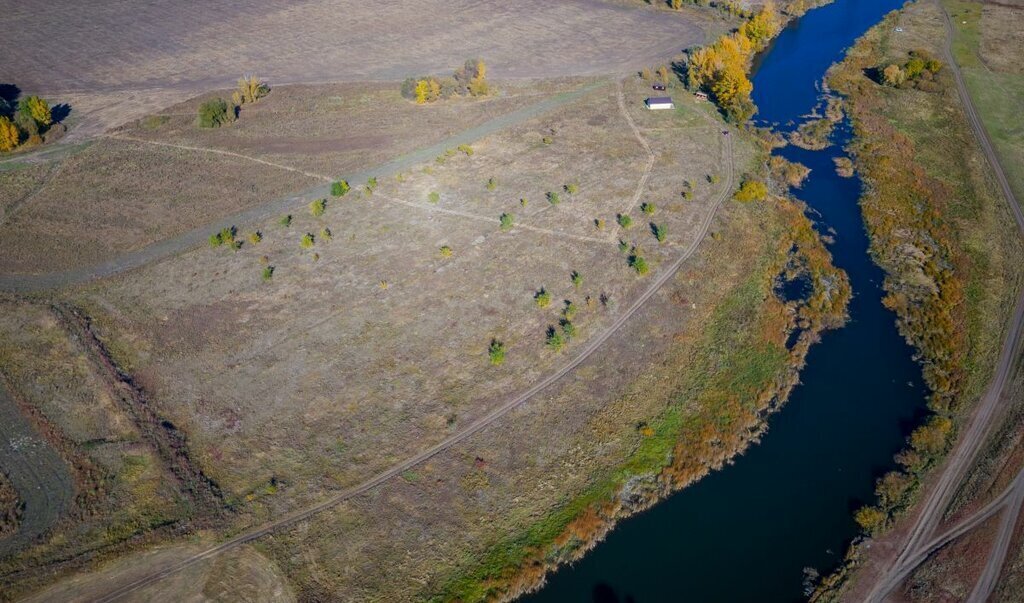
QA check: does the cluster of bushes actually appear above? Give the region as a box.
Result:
[880,49,942,91]
[0,93,59,152]
[401,59,490,104]
[684,2,781,122]
[733,177,768,202]
[853,415,953,534]
[197,75,269,128]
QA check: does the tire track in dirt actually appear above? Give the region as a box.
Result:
[0,380,74,559]
[85,117,736,603]
[0,82,609,293]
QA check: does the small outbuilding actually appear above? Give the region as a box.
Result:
[694,91,709,102]
[645,96,674,110]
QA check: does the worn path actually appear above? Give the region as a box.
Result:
[0,82,607,292]
[79,101,736,603]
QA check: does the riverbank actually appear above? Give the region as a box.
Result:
[810,0,1024,598]
[437,185,848,603]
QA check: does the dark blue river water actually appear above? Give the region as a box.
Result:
[523,0,920,601]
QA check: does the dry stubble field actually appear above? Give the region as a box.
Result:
[0,0,723,139]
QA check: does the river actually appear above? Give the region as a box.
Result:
[522,0,919,601]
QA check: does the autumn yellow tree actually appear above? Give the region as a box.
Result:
[19,95,52,128]
[414,79,430,104]
[468,59,489,96]
[740,1,780,51]
[234,75,269,106]
[657,65,670,84]
[0,116,19,152]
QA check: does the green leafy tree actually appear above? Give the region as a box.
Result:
[629,254,649,275]
[534,288,552,308]
[488,339,506,365]
[300,233,315,249]
[571,271,583,288]
[19,95,52,128]
[641,202,655,215]
[546,327,565,351]
[499,212,514,231]
[652,223,667,243]
[617,214,633,228]
[262,265,275,281]
[310,198,327,217]
[198,98,233,127]
[547,191,560,205]
[428,191,440,204]
[331,180,350,196]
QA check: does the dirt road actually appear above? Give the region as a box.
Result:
[0,82,606,293]
[73,107,736,603]
[863,2,1024,600]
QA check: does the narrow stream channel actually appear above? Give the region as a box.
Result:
[523,0,920,600]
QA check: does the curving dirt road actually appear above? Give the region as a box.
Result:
[863,2,1024,600]
[0,82,606,293]
[78,102,736,603]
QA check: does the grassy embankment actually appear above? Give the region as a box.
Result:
[810,0,1024,597]
[433,189,848,602]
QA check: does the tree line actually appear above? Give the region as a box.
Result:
[0,94,56,153]
[400,59,490,104]
[683,2,781,122]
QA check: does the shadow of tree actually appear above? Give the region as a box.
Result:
[51,103,72,123]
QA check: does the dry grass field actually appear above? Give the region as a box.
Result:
[0,299,194,588]
[63,80,731,505]
[0,2,834,600]
[0,68,847,601]
[0,80,588,275]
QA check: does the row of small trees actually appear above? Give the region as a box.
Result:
[400,59,490,104]
[0,95,55,152]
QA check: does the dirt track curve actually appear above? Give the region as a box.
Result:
[0,82,605,293]
[864,2,1024,601]
[74,103,734,603]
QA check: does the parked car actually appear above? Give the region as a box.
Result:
[653,84,666,91]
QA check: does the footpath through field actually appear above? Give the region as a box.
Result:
[0,82,608,293]
[69,91,737,603]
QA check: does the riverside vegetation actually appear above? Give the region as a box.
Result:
[811,1,1024,598]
